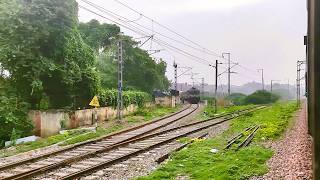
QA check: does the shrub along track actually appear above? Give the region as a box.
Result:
[0,104,198,179]
[0,105,264,180]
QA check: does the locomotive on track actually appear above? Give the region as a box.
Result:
[181,87,200,104]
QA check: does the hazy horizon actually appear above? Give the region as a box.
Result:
[78,0,307,87]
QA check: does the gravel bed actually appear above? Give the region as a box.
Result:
[153,104,205,133]
[251,105,312,180]
[80,141,184,180]
[79,116,229,180]
[0,144,63,166]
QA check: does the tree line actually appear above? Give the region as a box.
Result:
[0,0,170,145]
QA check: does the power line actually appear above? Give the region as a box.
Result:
[79,0,225,61]
[112,0,225,59]
[79,1,262,85]
[78,3,214,66]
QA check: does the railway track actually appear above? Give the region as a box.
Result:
[0,104,198,179]
[0,105,265,180]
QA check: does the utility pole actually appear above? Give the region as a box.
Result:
[117,38,123,120]
[296,60,306,107]
[173,61,178,91]
[201,78,205,96]
[209,60,219,113]
[271,80,280,93]
[222,53,231,95]
[215,60,218,113]
[287,79,290,98]
[257,69,264,90]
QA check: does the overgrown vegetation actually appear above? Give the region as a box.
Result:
[244,90,279,105]
[99,90,150,108]
[79,20,170,93]
[138,102,298,179]
[201,104,255,120]
[0,96,33,147]
[0,0,170,145]
[226,90,280,105]
[226,93,247,105]
[126,105,180,124]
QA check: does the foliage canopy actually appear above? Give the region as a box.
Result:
[244,90,279,104]
[0,0,99,109]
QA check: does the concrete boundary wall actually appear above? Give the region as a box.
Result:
[29,104,138,137]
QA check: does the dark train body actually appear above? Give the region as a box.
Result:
[305,0,319,177]
[181,87,200,104]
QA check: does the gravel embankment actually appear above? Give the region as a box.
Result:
[252,104,312,180]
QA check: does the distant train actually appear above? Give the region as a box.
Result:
[181,87,200,104]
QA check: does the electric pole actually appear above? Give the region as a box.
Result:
[117,38,123,120]
[271,80,280,93]
[173,61,178,91]
[215,60,218,113]
[257,69,264,90]
[201,78,205,96]
[222,53,231,95]
[296,60,306,107]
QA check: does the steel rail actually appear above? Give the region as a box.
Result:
[237,126,260,150]
[0,104,198,180]
[1,105,264,180]
[59,106,265,180]
[225,126,256,149]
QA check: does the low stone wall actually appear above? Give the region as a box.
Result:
[29,104,138,137]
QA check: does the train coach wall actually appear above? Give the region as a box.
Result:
[29,104,138,137]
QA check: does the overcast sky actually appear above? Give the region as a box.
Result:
[78,0,307,87]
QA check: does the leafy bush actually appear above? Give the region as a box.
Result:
[99,89,150,108]
[0,96,34,147]
[226,93,247,105]
[244,90,279,104]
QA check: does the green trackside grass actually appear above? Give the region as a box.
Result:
[0,129,91,158]
[0,105,180,158]
[137,102,298,180]
[125,105,181,124]
[63,106,182,146]
[198,104,256,120]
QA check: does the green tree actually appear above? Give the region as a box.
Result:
[78,21,170,93]
[244,90,279,104]
[0,96,33,147]
[79,19,120,53]
[0,0,99,109]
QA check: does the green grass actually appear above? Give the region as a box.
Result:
[126,105,181,124]
[59,126,124,146]
[199,104,256,120]
[0,129,91,157]
[137,102,298,180]
[0,105,180,158]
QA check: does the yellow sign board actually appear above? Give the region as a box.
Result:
[89,96,100,107]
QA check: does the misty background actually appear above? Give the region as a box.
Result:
[78,0,307,93]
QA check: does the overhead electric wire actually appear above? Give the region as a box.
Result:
[79,0,223,63]
[113,0,227,60]
[80,0,263,84]
[80,0,261,74]
[78,2,214,66]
